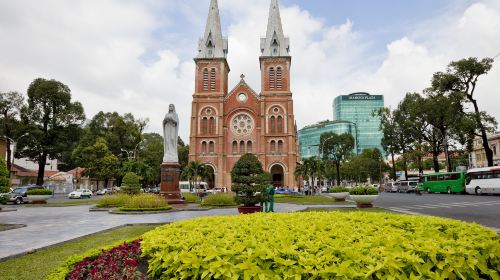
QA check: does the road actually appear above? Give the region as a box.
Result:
[374,192,500,231]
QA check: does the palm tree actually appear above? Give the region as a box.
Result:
[183,160,209,191]
[302,157,322,194]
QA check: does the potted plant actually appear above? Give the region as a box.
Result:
[349,186,379,208]
[231,154,271,214]
[27,188,53,204]
[325,186,350,201]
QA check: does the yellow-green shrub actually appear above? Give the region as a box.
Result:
[96,193,130,208]
[121,194,170,210]
[200,193,236,207]
[141,212,500,279]
[182,192,199,203]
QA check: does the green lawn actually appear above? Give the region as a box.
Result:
[0,224,159,280]
[301,207,396,213]
[275,195,354,205]
[26,199,100,207]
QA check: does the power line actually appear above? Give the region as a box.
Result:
[493,51,500,60]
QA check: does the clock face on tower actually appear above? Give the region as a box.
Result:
[230,113,254,136]
[237,93,247,102]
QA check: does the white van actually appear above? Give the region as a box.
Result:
[178,181,209,193]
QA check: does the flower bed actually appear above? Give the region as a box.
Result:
[51,212,500,279]
[141,212,500,279]
[67,240,145,280]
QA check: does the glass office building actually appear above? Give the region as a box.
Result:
[333,92,384,155]
[298,120,358,160]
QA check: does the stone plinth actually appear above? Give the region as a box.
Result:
[160,162,186,204]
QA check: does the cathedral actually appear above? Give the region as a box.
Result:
[188,0,299,189]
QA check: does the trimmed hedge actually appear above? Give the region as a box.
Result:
[118,207,171,212]
[201,193,236,207]
[328,186,349,193]
[27,188,52,195]
[96,193,130,208]
[182,192,199,203]
[349,186,379,195]
[122,194,169,209]
[141,212,500,279]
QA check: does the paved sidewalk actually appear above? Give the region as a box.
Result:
[0,203,338,259]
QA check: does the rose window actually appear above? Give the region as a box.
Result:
[231,113,254,136]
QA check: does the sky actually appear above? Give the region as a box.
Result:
[1,0,499,142]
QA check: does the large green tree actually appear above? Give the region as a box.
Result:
[16,78,85,185]
[0,91,25,173]
[378,108,399,179]
[320,132,354,186]
[431,57,497,166]
[72,138,119,188]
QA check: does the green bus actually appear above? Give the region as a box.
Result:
[418,172,466,194]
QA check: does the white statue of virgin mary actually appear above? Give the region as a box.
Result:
[162,104,179,163]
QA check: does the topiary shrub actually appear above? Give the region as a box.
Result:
[121,172,141,195]
[328,186,349,193]
[231,153,271,206]
[0,158,10,193]
[27,188,53,195]
[141,212,500,279]
[349,186,378,195]
[201,193,236,207]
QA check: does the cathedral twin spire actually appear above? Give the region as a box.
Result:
[197,0,289,59]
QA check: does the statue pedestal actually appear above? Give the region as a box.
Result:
[160,162,186,204]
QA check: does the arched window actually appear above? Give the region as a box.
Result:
[270,140,276,154]
[210,68,216,90]
[201,141,207,154]
[276,67,282,89]
[247,141,253,154]
[209,141,215,154]
[201,117,208,134]
[232,141,238,154]
[278,140,284,154]
[269,67,275,89]
[239,141,245,154]
[277,116,283,133]
[270,116,276,133]
[203,68,209,91]
[209,117,216,134]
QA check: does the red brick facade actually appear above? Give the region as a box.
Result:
[189,56,300,189]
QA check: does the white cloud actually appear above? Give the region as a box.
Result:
[0,0,499,144]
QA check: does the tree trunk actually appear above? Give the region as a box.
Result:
[468,98,494,166]
[5,137,12,173]
[37,152,47,185]
[391,152,396,179]
[401,146,408,179]
[418,154,423,175]
[432,149,440,173]
[443,134,452,172]
[335,161,341,186]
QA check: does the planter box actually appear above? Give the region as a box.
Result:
[324,192,349,201]
[349,195,379,208]
[237,206,262,214]
[27,195,52,204]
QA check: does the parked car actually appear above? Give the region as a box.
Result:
[68,189,93,199]
[398,180,419,193]
[95,188,111,195]
[207,187,228,194]
[383,182,394,192]
[6,185,45,204]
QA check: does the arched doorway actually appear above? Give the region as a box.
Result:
[204,165,215,189]
[270,164,284,187]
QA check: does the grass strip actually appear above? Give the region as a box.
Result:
[25,199,100,207]
[275,195,355,205]
[0,224,158,280]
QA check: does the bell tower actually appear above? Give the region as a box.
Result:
[260,0,291,94]
[194,0,229,96]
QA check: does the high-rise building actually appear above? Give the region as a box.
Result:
[189,0,299,188]
[333,92,384,155]
[298,120,357,160]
